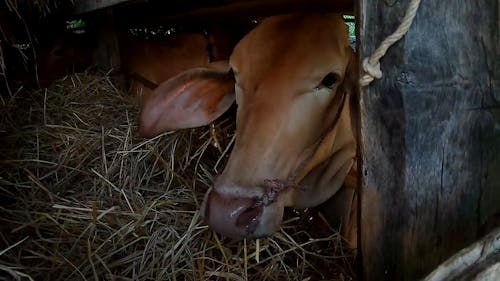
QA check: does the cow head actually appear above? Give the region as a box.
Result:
[140,13,358,240]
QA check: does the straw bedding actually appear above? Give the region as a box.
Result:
[0,71,354,280]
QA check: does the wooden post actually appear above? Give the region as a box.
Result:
[358,0,500,280]
[90,8,121,70]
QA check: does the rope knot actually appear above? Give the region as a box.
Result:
[360,58,382,86]
[359,0,421,87]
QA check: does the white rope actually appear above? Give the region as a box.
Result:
[360,0,422,87]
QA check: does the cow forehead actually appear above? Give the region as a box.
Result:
[230,13,349,77]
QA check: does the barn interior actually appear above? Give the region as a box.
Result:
[0,0,360,280]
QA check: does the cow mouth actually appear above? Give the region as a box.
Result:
[201,178,299,239]
[235,204,263,234]
[240,179,297,235]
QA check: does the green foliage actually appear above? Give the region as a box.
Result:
[343,15,356,37]
[66,19,86,30]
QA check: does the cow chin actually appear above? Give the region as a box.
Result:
[200,186,287,240]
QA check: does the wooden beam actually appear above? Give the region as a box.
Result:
[115,0,354,25]
[358,0,500,280]
[74,0,140,14]
[160,0,353,20]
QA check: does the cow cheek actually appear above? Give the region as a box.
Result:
[287,91,332,146]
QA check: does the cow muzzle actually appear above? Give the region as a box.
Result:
[201,180,292,240]
[201,189,264,239]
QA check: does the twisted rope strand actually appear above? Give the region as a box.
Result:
[360,0,422,86]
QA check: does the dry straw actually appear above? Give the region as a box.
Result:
[0,71,354,280]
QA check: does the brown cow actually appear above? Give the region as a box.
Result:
[120,24,247,100]
[0,14,93,89]
[139,13,358,245]
[36,32,93,87]
[121,33,209,98]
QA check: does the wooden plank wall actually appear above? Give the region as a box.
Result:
[358,0,500,280]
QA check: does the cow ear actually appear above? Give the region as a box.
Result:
[139,66,235,138]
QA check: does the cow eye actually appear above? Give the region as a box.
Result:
[320,73,338,89]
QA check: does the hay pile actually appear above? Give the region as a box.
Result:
[0,71,354,281]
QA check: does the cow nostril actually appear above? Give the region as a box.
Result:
[203,189,264,238]
[235,205,263,232]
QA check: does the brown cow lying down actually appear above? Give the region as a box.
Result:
[140,13,358,245]
[120,23,248,99]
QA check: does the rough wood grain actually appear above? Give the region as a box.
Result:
[74,0,138,14]
[358,0,500,280]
